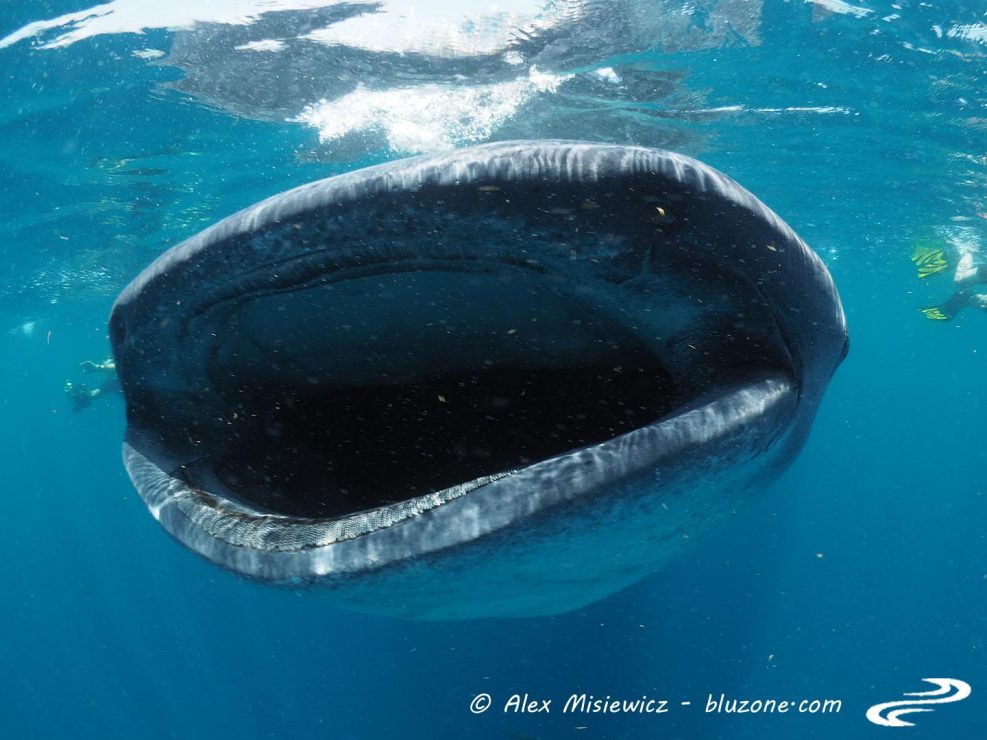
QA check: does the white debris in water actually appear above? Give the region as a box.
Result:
[234,39,287,52]
[946,23,987,45]
[301,1,565,58]
[132,48,165,59]
[292,67,572,155]
[901,41,935,55]
[807,0,874,19]
[0,1,351,49]
[660,104,852,116]
[594,67,622,84]
[9,320,36,338]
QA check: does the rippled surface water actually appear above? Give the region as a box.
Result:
[1,2,985,738]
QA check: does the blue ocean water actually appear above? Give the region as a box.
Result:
[1,1,985,738]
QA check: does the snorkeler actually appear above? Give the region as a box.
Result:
[912,227,987,321]
[65,357,120,410]
[79,357,116,373]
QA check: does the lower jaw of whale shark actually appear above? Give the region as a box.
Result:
[112,142,844,619]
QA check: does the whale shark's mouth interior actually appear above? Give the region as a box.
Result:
[167,256,788,520]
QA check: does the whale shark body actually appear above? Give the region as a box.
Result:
[110,141,847,619]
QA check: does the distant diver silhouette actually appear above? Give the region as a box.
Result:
[65,357,120,410]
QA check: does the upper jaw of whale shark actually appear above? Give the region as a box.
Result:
[110,140,846,619]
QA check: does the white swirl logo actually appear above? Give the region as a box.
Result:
[866,678,972,727]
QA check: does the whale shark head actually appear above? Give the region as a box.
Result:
[110,141,847,619]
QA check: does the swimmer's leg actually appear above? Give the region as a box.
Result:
[921,291,972,321]
[952,253,987,286]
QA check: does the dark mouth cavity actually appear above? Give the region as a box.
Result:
[179,265,692,519]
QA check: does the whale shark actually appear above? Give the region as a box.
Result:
[109,141,847,619]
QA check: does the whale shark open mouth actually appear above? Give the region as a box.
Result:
[190,266,682,519]
[110,141,846,618]
[176,256,785,521]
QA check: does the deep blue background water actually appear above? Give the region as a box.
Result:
[1,2,985,738]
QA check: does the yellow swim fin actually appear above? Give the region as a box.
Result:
[920,306,950,321]
[919,291,971,321]
[911,245,949,279]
